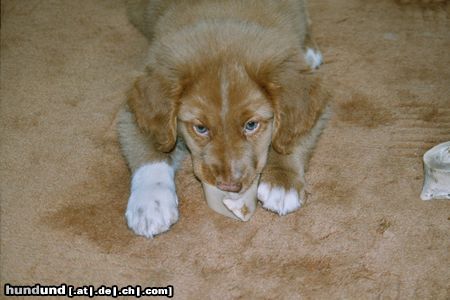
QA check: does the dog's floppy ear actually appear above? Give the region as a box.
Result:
[260,58,329,155]
[127,69,179,153]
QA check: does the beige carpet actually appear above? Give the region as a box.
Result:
[1,0,449,298]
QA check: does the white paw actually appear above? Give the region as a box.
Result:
[125,162,178,238]
[257,182,303,215]
[126,186,178,238]
[304,48,323,69]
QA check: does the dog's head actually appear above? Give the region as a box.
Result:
[128,25,327,193]
[177,64,274,193]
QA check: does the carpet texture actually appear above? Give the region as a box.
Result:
[1,0,449,298]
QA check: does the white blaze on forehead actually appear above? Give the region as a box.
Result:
[220,68,229,121]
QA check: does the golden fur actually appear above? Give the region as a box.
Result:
[118,0,329,213]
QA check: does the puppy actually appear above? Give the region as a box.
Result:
[118,0,329,238]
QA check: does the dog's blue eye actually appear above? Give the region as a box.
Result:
[194,125,209,135]
[244,121,259,133]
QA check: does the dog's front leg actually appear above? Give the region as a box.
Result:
[118,107,185,238]
[257,146,306,215]
[258,106,330,215]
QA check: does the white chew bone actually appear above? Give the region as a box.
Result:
[202,177,259,221]
[420,141,450,200]
[223,198,250,221]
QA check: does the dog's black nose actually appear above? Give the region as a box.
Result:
[216,181,242,193]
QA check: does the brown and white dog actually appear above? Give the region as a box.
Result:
[118,0,329,238]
